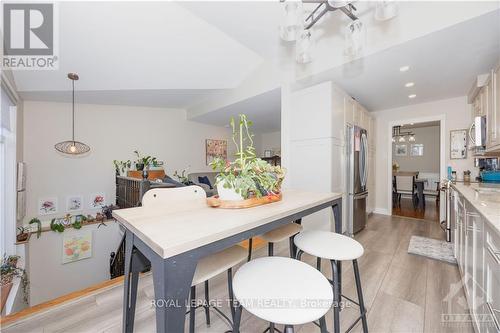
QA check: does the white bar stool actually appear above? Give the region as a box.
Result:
[231,257,333,333]
[294,230,368,333]
[188,245,247,333]
[258,221,303,258]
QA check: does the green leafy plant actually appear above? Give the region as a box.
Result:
[29,218,42,239]
[173,169,192,185]
[113,160,132,175]
[133,150,158,170]
[50,218,65,233]
[1,254,29,303]
[210,114,285,199]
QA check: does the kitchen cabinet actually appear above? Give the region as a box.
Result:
[453,187,500,333]
[483,222,500,333]
[487,64,500,151]
[344,96,354,125]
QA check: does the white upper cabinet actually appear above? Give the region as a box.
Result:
[487,63,500,150]
[344,96,355,125]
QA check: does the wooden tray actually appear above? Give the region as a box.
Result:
[206,193,282,209]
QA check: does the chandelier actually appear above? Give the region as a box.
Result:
[392,125,416,143]
[279,1,398,63]
[54,73,91,155]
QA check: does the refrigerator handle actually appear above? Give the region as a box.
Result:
[361,133,368,187]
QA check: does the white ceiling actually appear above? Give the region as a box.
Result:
[296,9,500,111]
[13,1,262,107]
[12,1,500,118]
[192,88,281,133]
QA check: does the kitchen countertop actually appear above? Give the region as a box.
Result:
[451,182,500,233]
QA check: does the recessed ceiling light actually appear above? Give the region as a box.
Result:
[399,66,410,72]
[408,94,416,99]
[405,82,414,87]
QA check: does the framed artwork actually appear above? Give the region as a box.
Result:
[206,139,227,165]
[395,144,407,156]
[62,231,92,264]
[38,197,58,215]
[17,162,26,191]
[67,195,83,212]
[410,144,424,156]
[450,129,467,159]
[90,193,106,209]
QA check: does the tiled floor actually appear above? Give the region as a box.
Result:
[3,214,473,333]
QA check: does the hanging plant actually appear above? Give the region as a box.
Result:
[50,218,65,233]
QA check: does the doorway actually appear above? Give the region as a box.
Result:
[389,119,444,222]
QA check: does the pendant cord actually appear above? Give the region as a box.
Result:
[72,79,75,142]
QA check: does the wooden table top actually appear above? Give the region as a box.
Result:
[113,190,342,259]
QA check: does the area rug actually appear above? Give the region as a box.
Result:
[407,236,457,264]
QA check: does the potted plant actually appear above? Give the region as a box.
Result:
[173,169,193,186]
[210,114,285,201]
[133,151,159,171]
[16,227,29,242]
[29,218,42,239]
[1,255,28,312]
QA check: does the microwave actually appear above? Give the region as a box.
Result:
[469,115,486,147]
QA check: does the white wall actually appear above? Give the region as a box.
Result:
[23,101,233,222]
[373,96,475,214]
[27,222,122,305]
[22,101,234,304]
[393,125,440,173]
[258,131,281,156]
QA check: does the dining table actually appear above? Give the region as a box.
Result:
[113,189,343,333]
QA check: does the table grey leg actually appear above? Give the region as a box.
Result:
[123,230,135,333]
[151,253,198,333]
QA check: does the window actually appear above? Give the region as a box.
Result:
[1,86,17,257]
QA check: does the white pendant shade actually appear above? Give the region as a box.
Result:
[279,1,303,42]
[374,1,398,21]
[295,29,313,64]
[344,19,365,57]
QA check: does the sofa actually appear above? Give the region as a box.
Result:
[188,172,218,197]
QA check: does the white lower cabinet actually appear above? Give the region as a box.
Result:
[454,191,500,333]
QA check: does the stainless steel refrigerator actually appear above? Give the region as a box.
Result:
[346,124,368,235]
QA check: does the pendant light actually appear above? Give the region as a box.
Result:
[55,73,90,155]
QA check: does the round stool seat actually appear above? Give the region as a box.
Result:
[294,230,364,261]
[260,223,303,243]
[232,257,333,325]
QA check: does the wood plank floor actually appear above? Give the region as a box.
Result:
[2,214,473,333]
[392,198,440,222]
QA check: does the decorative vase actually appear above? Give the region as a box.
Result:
[217,181,244,201]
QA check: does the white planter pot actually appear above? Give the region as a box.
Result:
[217,181,243,201]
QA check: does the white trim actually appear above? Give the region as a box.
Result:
[387,114,446,221]
[373,207,390,215]
[1,73,20,104]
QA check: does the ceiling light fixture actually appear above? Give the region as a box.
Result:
[279,1,303,42]
[344,19,365,57]
[374,0,399,21]
[408,94,417,99]
[399,65,410,72]
[405,82,415,88]
[296,29,313,64]
[392,125,416,143]
[55,73,91,156]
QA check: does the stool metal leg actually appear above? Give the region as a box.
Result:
[296,249,303,261]
[289,236,294,258]
[319,316,328,333]
[232,302,243,333]
[227,268,236,321]
[353,259,368,333]
[204,280,211,326]
[284,325,294,333]
[248,238,253,262]
[269,323,275,333]
[268,242,274,256]
[189,286,196,333]
[330,260,340,333]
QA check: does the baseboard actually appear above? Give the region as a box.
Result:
[373,208,390,215]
